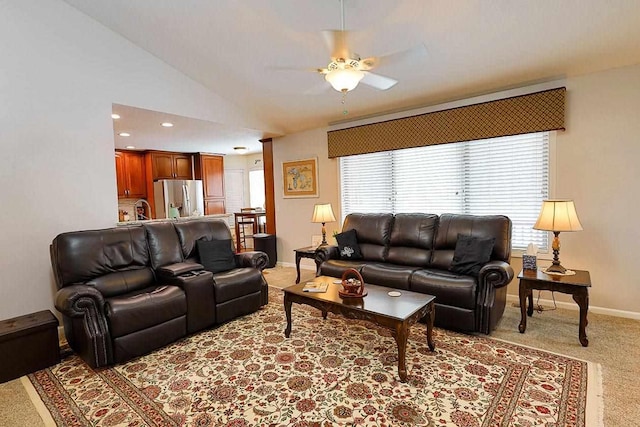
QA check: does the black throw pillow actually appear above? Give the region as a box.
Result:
[196,239,236,273]
[450,234,495,276]
[335,229,363,260]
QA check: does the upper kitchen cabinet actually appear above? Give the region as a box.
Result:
[115,150,146,199]
[150,152,193,180]
[194,154,226,214]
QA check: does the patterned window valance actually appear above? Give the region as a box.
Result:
[327,87,566,158]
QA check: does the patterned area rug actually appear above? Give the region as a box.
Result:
[28,289,601,426]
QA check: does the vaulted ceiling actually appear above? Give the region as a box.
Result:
[64,0,640,153]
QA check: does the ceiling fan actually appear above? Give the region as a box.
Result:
[312,0,427,96]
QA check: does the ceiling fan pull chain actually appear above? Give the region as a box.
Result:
[341,89,348,115]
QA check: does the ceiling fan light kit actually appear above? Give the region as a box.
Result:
[325,67,364,92]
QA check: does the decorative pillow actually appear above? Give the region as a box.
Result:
[335,229,363,260]
[196,239,236,273]
[450,234,495,276]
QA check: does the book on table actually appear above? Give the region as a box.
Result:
[303,282,329,293]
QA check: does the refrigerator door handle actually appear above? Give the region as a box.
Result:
[183,184,191,216]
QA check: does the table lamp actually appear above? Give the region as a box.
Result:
[311,203,336,246]
[533,200,583,274]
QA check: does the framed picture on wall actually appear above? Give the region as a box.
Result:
[282,157,319,198]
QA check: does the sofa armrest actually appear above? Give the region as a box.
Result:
[55,284,106,318]
[235,251,269,271]
[157,262,204,280]
[479,260,514,289]
[315,245,339,264]
[55,284,111,367]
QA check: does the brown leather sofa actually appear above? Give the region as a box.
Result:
[315,213,514,333]
[51,219,268,368]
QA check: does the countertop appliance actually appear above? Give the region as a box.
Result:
[153,180,204,219]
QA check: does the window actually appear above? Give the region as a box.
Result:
[340,132,550,251]
[249,169,265,209]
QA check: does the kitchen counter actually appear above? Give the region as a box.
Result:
[116,213,232,227]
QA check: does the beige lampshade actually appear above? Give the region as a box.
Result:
[311,203,336,223]
[533,200,583,232]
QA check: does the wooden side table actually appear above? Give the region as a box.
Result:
[294,246,317,284]
[518,269,592,346]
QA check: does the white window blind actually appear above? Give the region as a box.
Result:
[340,132,549,251]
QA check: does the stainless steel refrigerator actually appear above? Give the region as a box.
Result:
[153,180,204,219]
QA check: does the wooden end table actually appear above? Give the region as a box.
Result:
[518,269,591,347]
[283,276,436,382]
[294,246,317,284]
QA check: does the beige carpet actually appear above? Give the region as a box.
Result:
[1,266,638,426]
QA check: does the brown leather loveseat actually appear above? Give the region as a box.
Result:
[315,213,514,333]
[51,218,268,368]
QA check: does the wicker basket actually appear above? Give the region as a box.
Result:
[340,268,367,298]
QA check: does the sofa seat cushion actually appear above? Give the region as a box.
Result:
[106,285,186,338]
[213,268,263,304]
[410,269,477,309]
[319,259,368,278]
[361,263,418,290]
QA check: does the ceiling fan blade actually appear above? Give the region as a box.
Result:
[268,66,323,73]
[361,43,428,70]
[303,80,332,95]
[360,71,398,90]
[322,30,352,60]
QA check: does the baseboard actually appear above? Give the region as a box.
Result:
[277,261,315,271]
[58,325,66,345]
[506,294,640,320]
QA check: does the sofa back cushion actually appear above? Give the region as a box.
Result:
[387,213,439,266]
[143,222,183,269]
[86,268,155,298]
[430,214,511,271]
[50,226,151,293]
[342,213,393,262]
[174,219,234,261]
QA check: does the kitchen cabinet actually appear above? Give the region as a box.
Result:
[150,152,193,180]
[115,150,146,199]
[194,154,226,214]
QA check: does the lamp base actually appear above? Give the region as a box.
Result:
[545,262,567,274]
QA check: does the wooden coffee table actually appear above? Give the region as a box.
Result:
[283,276,435,382]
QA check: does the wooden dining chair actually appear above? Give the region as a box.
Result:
[237,208,256,250]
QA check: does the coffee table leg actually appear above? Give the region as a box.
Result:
[393,323,409,382]
[572,290,589,347]
[284,294,292,338]
[426,304,435,351]
[322,310,327,319]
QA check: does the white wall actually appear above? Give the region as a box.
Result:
[273,128,340,270]
[0,1,275,320]
[273,63,640,315]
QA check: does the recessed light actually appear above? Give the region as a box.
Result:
[111,114,120,119]
[234,146,248,154]
[125,145,135,149]
[119,132,131,137]
[161,122,174,127]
